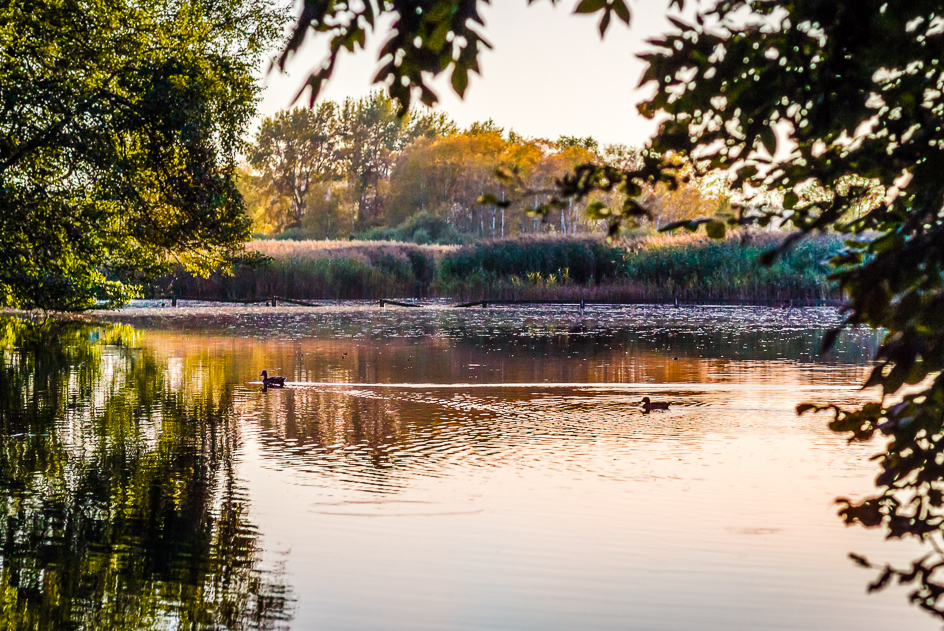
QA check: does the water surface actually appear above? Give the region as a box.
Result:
[1,305,933,630]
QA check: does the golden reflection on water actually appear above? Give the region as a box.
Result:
[136,327,878,491]
[223,369,924,631]
[140,330,874,388]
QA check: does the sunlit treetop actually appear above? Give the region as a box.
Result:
[642,1,944,224]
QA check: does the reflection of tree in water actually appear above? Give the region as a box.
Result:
[0,318,293,630]
[241,384,520,489]
[248,388,479,471]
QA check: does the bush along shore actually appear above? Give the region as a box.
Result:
[149,233,847,304]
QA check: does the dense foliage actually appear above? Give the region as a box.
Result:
[438,237,626,285]
[168,248,435,300]
[243,93,460,236]
[619,233,840,301]
[0,0,284,312]
[359,211,466,244]
[248,102,342,233]
[434,233,840,302]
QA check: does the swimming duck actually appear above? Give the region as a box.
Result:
[260,369,286,388]
[640,396,669,413]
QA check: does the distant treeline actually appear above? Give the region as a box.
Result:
[241,91,730,244]
[152,233,845,303]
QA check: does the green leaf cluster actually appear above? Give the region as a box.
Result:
[0,0,286,311]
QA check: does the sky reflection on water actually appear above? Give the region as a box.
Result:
[2,306,936,630]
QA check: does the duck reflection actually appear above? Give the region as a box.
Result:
[0,318,293,630]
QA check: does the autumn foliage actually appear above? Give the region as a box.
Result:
[241,93,729,243]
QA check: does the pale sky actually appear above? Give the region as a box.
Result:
[256,0,681,147]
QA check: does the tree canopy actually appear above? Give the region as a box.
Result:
[0,0,284,311]
[242,98,713,242]
[248,104,342,232]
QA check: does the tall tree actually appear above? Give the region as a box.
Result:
[338,92,438,229]
[249,104,340,232]
[340,92,404,229]
[0,0,284,311]
[386,130,512,234]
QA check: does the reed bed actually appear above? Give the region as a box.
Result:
[151,232,846,303]
[435,232,844,302]
[247,239,455,262]
[165,245,435,300]
[617,232,842,302]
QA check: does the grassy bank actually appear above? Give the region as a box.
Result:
[151,232,845,303]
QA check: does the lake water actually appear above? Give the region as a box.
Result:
[0,304,937,630]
